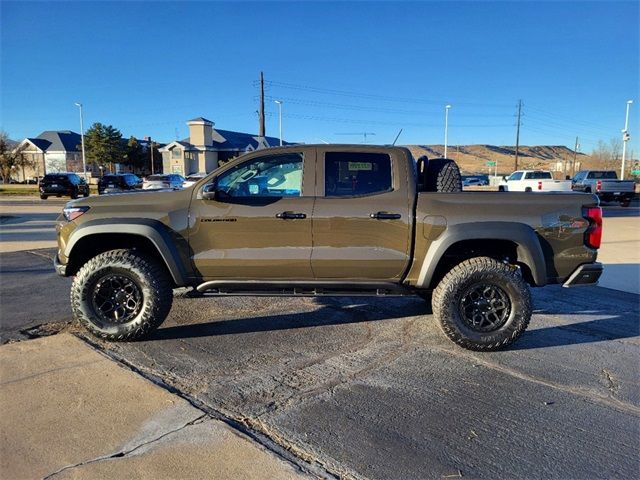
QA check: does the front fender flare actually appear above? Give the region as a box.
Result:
[64,218,189,286]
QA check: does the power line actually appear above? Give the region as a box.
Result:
[261,79,512,108]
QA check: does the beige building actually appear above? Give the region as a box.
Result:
[160,117,287,176]
[14,131,84,181]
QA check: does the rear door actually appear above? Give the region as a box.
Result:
[311,147,413,280]
[188,149,316,280]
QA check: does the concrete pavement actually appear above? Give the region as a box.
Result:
[0,334,309,480]
[599,205,640,294]
[0,197,63,252]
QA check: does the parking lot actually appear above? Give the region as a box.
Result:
[1,196,639,478]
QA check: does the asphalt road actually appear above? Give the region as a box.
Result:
[1,196,639,478]
[0,248,71,341]
[95,288,639,479]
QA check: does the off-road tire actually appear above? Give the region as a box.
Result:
[71,249,173,341]
[40,194,48,200]
[498,186,505,192]
[70,189,78,199]
[423,158,462,193]
[432,256,532,351]
[83,191,89,198]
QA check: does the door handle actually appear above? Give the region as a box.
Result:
[370,212,401,220]
[276,211,307,220]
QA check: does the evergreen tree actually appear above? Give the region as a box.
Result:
[84,123,125,171]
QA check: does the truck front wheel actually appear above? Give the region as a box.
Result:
[432,257,531,351]
[71,249,173,341]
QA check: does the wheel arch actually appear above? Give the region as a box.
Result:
[64,219,190,286]
[416,222,547,289]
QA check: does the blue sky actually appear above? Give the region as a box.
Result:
[1,1,638,154]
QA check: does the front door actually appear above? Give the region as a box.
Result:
[188,150,315,280]
[311,147,413,280]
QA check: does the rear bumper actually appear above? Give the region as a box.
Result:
[562,262,603,287]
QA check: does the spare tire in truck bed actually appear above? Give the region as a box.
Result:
[417,157,463,193]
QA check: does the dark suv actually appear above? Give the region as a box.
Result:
[98,173,142,195]
[39,173,89,199]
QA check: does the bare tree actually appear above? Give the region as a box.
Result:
[0,131,27,184]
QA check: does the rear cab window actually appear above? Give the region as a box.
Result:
[324,152,392,197]
[524,171,552,180]
[587,171,617,179]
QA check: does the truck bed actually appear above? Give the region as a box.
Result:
[406,191,598,286]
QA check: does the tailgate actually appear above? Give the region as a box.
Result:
[600,180,635,192]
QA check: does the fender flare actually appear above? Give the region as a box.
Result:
[416,221,547,288]
[64,218,189,286]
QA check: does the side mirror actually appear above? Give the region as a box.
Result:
[502,176,508,182]
[202,183,217,200]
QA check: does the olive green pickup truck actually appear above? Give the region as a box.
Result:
[55,145,603,350]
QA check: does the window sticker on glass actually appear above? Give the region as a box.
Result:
[348,162,373,171]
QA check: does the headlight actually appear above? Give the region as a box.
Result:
[63,206,90,222]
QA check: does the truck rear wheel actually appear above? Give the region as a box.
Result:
[432,256,531,351]
[71,249,173,341]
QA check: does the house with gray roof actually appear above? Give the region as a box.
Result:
[160,117,291,176]
[15,130,83,180]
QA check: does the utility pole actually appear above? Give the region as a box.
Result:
[571,136,579,177]
[444,104,451,158]
[514,99,522,171]
[74,102,88,181]
[149,137,154,175]
[274,100,283,146]
[621,100,633,180]
[259,72,266,137]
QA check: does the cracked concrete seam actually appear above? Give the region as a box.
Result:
[42,414,209,480]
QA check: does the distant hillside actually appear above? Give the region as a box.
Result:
[404,144,590,175]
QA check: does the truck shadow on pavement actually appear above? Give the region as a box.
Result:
[150,292,639,350]
[151,297,429,341]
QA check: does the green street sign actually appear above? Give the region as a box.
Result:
[631,169,640,175]
[486,161,496,167]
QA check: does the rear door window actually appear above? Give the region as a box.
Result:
[324,152,392,197]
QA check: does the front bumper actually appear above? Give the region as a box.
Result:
[54,253,67,276]
[562,262,603,287]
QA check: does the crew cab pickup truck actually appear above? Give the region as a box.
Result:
[54,145,603,351]
[571,170,635,207]
[499,170,572,192]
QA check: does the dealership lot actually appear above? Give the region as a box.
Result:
[0,196,639,478]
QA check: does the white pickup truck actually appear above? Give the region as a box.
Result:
[499,170,572,192]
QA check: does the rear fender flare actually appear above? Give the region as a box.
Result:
[416,222,547,288]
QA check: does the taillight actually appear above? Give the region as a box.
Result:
[582,206,602,249]
[538,181,543,190]
[596,180,602,191]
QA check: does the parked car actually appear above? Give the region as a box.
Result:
[142,174,185,190]
[182,172,207,188]
[39,173,89,199]
[499,170,572,192]
[55,145,602,352]
[98,173,142,195]
[571,170,635,207]
[462,177,488,187]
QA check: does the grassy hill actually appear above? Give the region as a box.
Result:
[403,144,590,176]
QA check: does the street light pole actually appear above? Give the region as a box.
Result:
[74,102,88,181]
[444,105,451,158]
[621,100,633,180]
[274,100,283,146]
